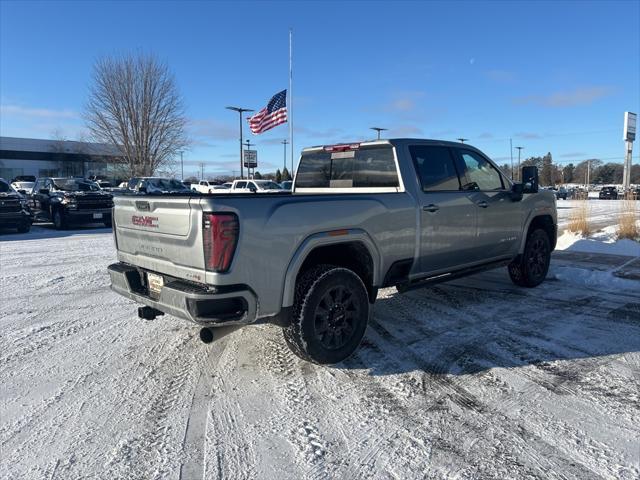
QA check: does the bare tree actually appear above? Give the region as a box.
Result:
[84,53,189,177]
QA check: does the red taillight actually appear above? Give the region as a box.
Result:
[203,213,239,273]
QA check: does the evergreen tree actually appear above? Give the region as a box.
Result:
[275,169,282,183]
[282,167,291,181]
[253,171,263,179]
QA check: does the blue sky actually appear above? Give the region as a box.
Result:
[1,0,638,177]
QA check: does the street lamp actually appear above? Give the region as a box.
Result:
[457,138,468,144]
[515,146,524,180]
[179,151,184,180]
[370,127,387,140]
[226,106,254,179]
[281,139,289,171]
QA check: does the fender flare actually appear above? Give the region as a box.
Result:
[280,229,382,308]
[518,208,556,254]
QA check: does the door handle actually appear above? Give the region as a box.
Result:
[477,201,489,208]
[423,204,440,213]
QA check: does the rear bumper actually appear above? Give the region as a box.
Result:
[108,262,258,326]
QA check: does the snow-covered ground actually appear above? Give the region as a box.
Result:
[1,207,639,479]
[556,198,638,231]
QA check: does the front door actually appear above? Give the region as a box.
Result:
[409,145,478,274]
[453,149,523,259]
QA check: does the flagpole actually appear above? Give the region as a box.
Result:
[289,28,293,178]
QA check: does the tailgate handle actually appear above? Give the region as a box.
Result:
[423,204,439,213]
[136,201,150,211]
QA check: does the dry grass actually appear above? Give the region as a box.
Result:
[568,200,590,235]
[617,199,639,240]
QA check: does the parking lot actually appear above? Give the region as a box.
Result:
[1,213,638,479]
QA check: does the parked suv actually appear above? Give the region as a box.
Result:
[30,177,113,229]
[598,186,618,200]
[0,178,32,233]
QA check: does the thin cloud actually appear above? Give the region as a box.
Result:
[478,132,494,139]
[189,118,237,141]
[513,86,614,107]
[485,70,516,83]
[0,104,79,119]
[388,125,424,137]
[384,91,425,113]
[559,152,587,158]
[514,132,542,139]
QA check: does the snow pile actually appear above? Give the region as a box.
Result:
[556,225,640,257]
[549,265,638,291]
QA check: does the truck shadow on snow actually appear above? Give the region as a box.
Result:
[342,272,640,377]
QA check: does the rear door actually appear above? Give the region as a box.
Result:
[453,148,522,259]
[410,145,479,273]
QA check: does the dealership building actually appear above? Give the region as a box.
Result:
[0,136,122,181]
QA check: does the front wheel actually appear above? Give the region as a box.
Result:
[508,229,551,288]
[53,209,67,230]
[283,265,369,364]
[17,221,31,233]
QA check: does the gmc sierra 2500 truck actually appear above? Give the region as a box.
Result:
[108,139,557,364]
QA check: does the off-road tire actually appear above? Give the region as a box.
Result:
[508,228,551,288]
[283,264,369,364]
[53,209,67,230]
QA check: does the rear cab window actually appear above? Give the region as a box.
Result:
[295,143,402,192]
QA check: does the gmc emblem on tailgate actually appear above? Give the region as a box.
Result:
[132,215,159,228]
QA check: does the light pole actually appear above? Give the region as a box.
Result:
[515,146,524,180]
[281,139,289,171]
[457,137,468,144]
[226,106,254,180]
[370,127,387,140]
[179,151,184,180]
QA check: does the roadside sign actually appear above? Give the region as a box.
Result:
[243,149,258,168]
[624,111,636,142]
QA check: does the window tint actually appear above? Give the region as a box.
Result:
[235,181,247,188]
[296,146,399,188]
[409,146,460,191]
[457,150,504,191]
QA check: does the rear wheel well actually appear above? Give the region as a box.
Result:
[297,242,376,302]
[527,215,556,250]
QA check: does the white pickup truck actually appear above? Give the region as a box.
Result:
[191,180,220,194]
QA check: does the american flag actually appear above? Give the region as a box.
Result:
[248,90,288,134]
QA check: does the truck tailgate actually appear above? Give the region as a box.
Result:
[113,195,206,276]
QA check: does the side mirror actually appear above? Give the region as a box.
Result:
[510,182,524,202]
[39,188,50,194]
[521,166,539,193]
[249,185,257,193]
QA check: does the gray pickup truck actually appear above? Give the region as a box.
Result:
[108,139,556,364]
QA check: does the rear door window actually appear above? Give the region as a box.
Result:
[409,145,461,191]
[235,181,247,189]
[296,146,399,189]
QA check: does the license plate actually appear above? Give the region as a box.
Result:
[93,213,103,219]
[147,272,164,296]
